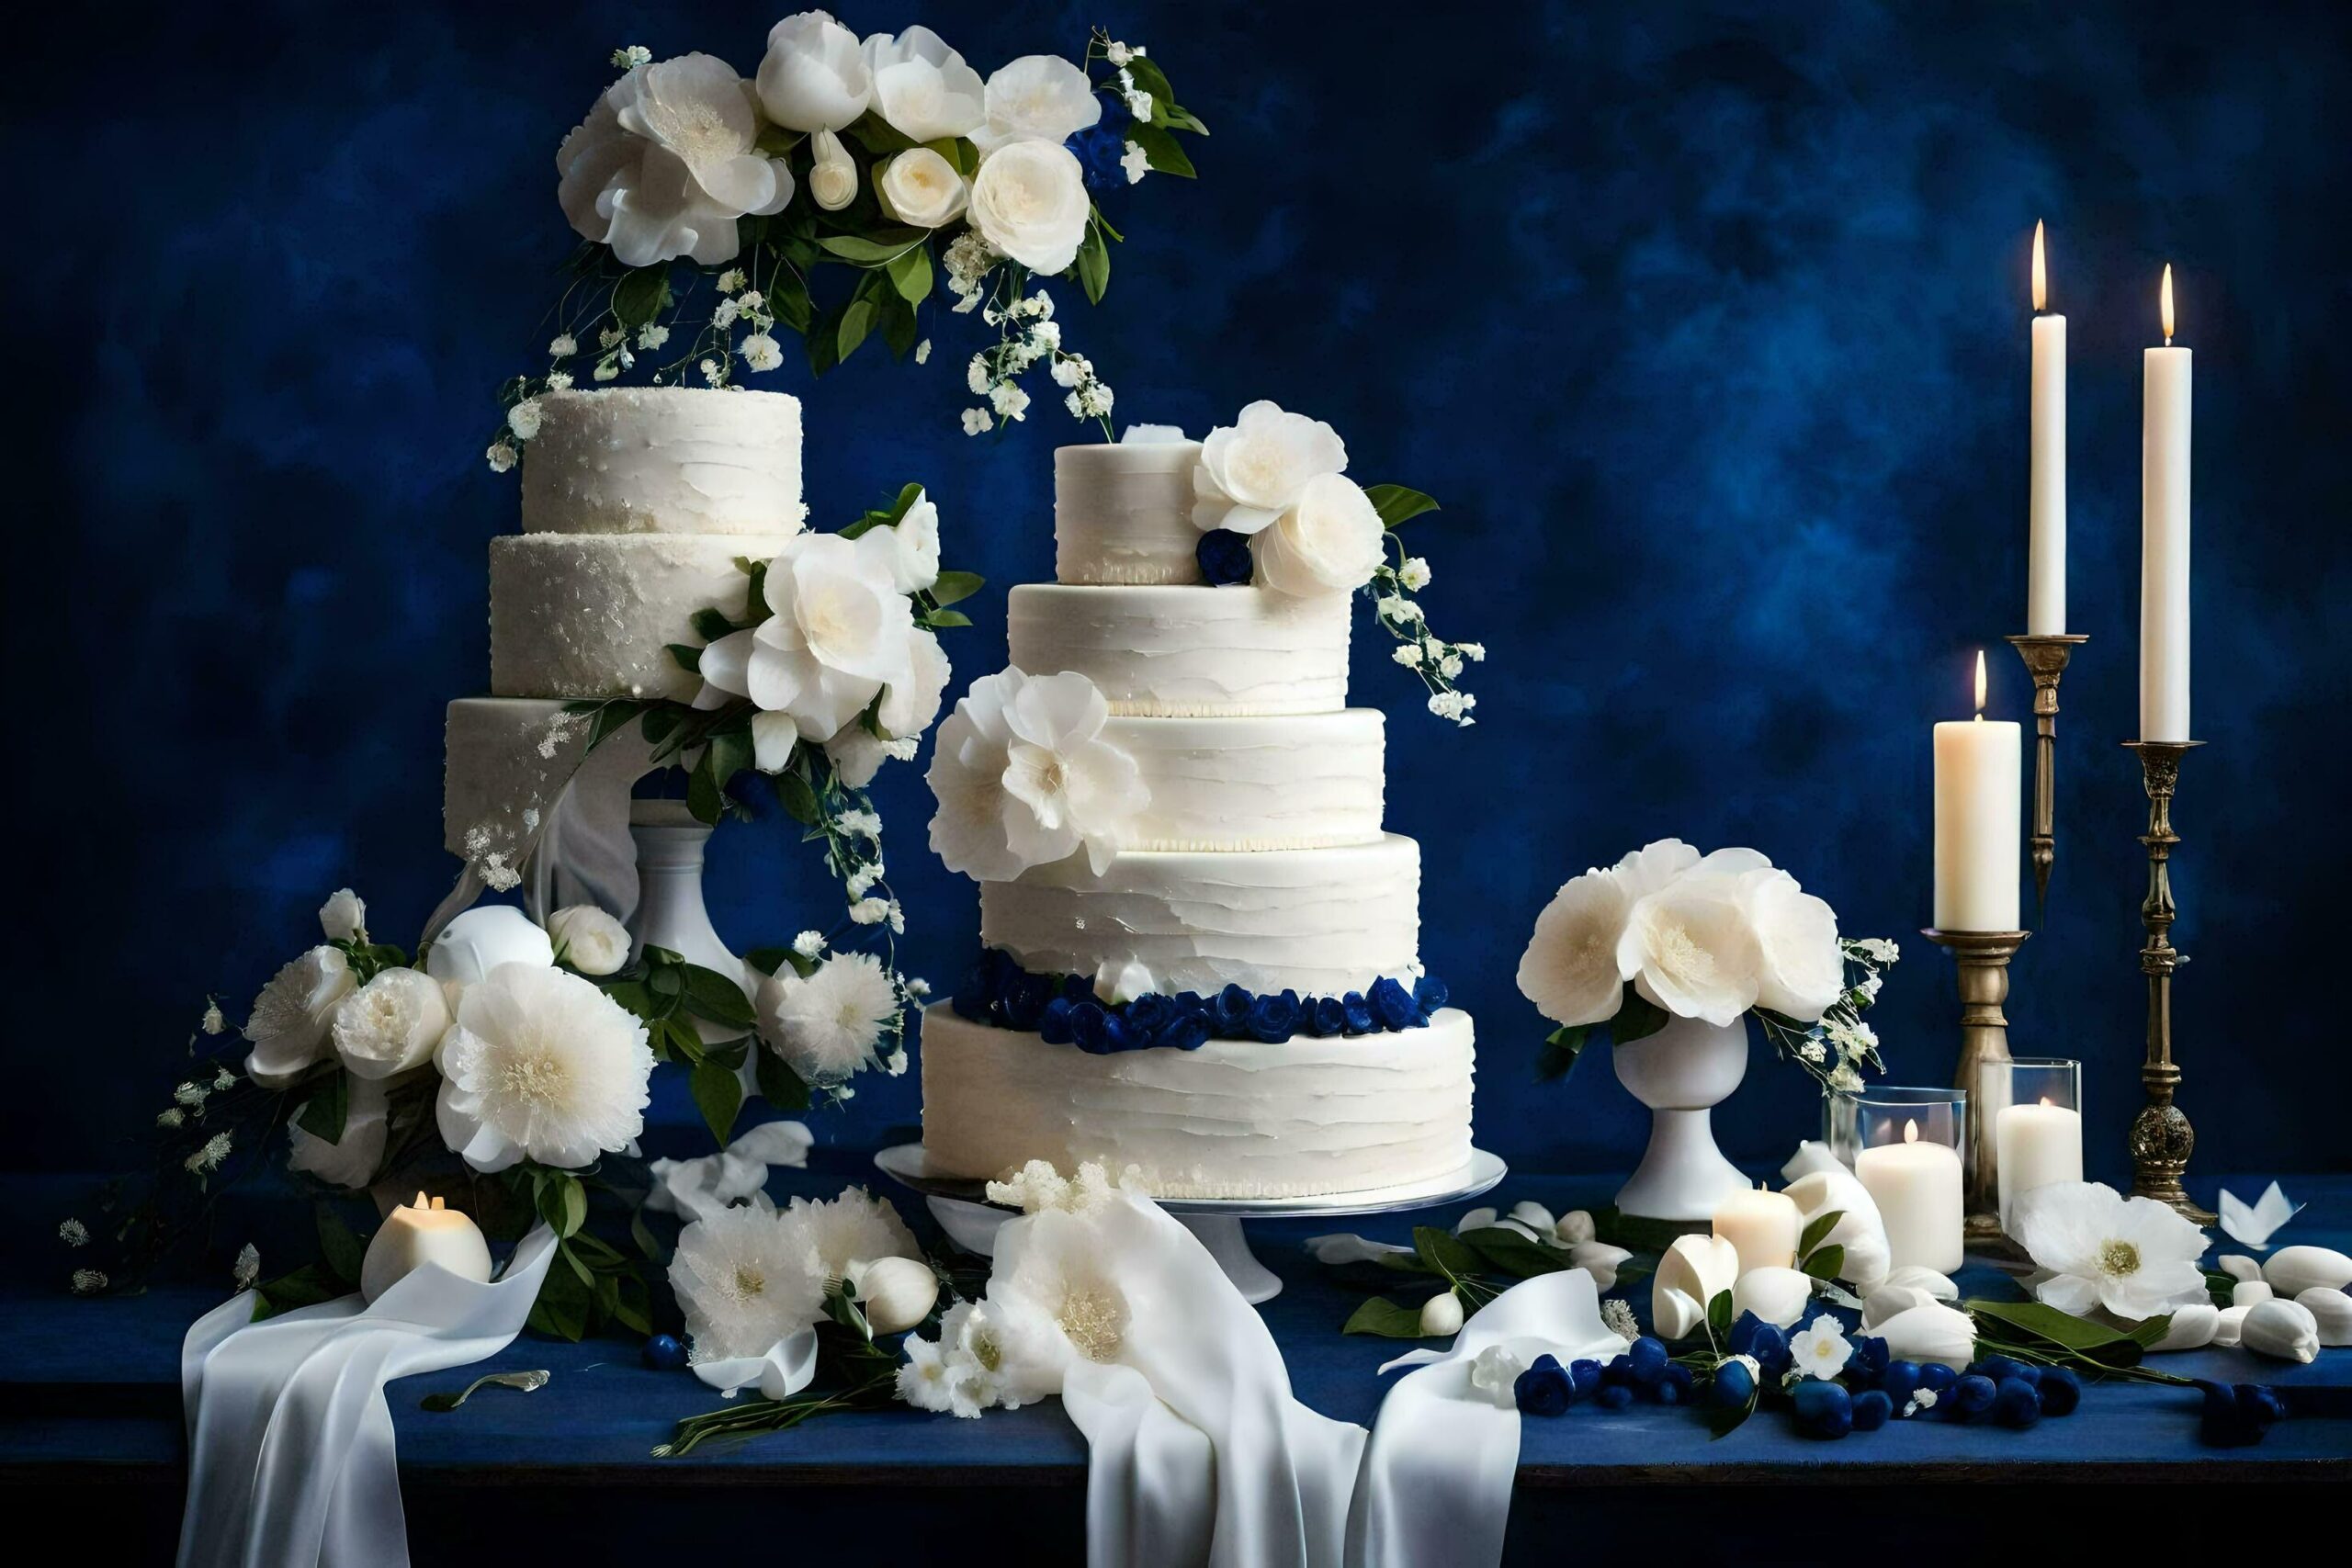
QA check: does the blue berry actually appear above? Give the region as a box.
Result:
[2038,1366,2082,1416]
[1949,1373,1996,1419]
[1627,1337,1669,1385]
[1918,1362,1959,1393]
[1992,1376,2042,1428]
[1879,1359,1922,1398]
[1852,1389,1894,1431]
[1596,1382,1635,1411]
[1712,1359,1757,1406]
[1513,1356,1575,1417]
[641,1333,687,1371]
[1792,1379,1854,1439]
[1601,1354,1636,1388]
[1567,1359,1602,1399]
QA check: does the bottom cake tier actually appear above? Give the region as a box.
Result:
[917,1002,1476,1200]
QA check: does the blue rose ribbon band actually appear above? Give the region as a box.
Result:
[948,948,1448,1053]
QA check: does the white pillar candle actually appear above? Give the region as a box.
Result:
[2141,265,2193,741]
[1712,1183,1800,1277]
[1855,1120,1964,1274]
[2027,221,2067,635]
[361,1191,493,1303]
[1932,651,2021,931]
[1996,1100,2084,1228]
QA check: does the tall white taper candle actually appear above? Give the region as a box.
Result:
[2028,221,2067,635]
[2141,264,2193,740]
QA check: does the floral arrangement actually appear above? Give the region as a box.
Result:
[487,15,1205,470]
[1515,838,1897,1093]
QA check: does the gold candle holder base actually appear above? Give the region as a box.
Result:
[2123,739,2215,1225]
[2007,634,2088,908]
[1923,928,2030,1244]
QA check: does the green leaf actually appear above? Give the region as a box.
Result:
[1411,1224,1482,1282]
[250,1261,345,1320]
[612,265,672,328]
[770,271,812,335]
[928,570,984,607]
[666,642,701,674]
[1535,1023,1589,1083]
[1456,1227,1571,1280]
[691,1057,745,1146]
[1363,484,1442,528]
[685,750,725,825]
[836,297,876,363]
[920,608,972,629]
[884,243,933,304]
[1965,1298,2147,1367]
[1800,1244,1845,1280]
[1704,1390,1757,1439]
[639,706,683,748]
[816,231,928,265]
[1798,1210,1845,1260]
[536,1171,588,1240]
[585,700,646,750]
[924,136,978,175]
[774,770,822,827]
[754,1047,812,1111]
[690,607,735,643]
[1341,1295,1435,1338]
[1706,1287,1735,1346]
[1609,989,1671,1047]
[315,1202,367,1287]
[1122,121,1196,178]
[294,1068,350,1145]
[881,292,920,359]
[527,1248,594,1341]
[1074,220,1110,304]
[705,729,753,796]
[604,978,657,1021]
[682,964,756,1029]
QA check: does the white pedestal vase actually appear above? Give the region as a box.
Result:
[1612,1013,1754,1222]
[627,801,757,1089]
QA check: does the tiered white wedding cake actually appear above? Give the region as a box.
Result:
[919,438,1477,1199]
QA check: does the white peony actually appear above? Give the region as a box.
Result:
[884,491,943,592]
[1732,867,1843,1021]
[756,10,871,133]
[863,26,985,141]
[318,888,367,942]
[2014,1180,2211,1320]
[972,54,1102,151]
[435,963,654,1172]
[1615,876,1763,1026]
[807,128,858,211]
[827,626,951,787]
[1250,472,1386,597]
[1191,400,1350,536]
[696,531,921,743]
[967,141,1091,275]
[877,148,969,230]
[1516,868,1632,1027]
[926,668,1148,880]
[286,1073,389,1190]
[756,952,899,1085]
[669,1201,825,1361]
[787,1186,922,1284]
[243,947,356,1089]
[424,904,556,989]
[330,967,451,1080]
[547,904,631,976]
[558,53,795,268]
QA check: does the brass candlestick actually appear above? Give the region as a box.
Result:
[2006,634,2088,907]
[2123,739,2215,1224]
[1922,927,2030,1244]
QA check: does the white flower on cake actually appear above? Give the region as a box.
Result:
[696,531,921,742]
[435,963,653,1172]
[757,952,899,1086]
[546,904,631,977]
[877,148,969,229]
[926,668,1147,880]
[806,129,859,211]
[1191,400,1350,536]
[2013,1180,2211,1319]
[1615,876,1764,1027]
[330,967,451,1080]
[972,54,1102,150]
[286,1073,389,1190]
[557,53,794,268]
[1250,472,1387,596]
[243,946,356,1089]
[862,26,986,141]
[318,888,368,943]
[424,904,555,989]
[668,1201,825,1362]
[756,10,872,132]
[1516,867,1633,1027]
[968,141,1091,275]
[786,1186,922,1285]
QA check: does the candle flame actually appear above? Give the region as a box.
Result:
[430,1195,447,1210]
[2161,264,2175,344]
[413,1190,428,1210]
[2040,1096,2053,1108]
[2031,220,2047,312]
[1973,649,1987,716]
[1903,1118,1919,1145]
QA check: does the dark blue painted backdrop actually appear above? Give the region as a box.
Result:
[15,0,2349,1183]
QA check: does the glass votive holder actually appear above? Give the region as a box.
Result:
[1986,1057,2084,1234]
[1838,1087,1967,1274]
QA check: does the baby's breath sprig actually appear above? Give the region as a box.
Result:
[959,269,1114,441]
[1358,498,1484,727]
[1755,938,1902,1095]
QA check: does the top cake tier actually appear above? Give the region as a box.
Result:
[519,388,808,537]
[1054,440,1204,585]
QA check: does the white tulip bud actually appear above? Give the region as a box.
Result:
[2294,1287,2352,1347]
[319,888,368,942]
[845,1256,939,1336]
[1731,1267,1813,1330]
[1508,1201,1556,1235]
[2231,1279,2274,1309]
[1861,1283,1939,1331]
[1554,1209,1597,1247]
[1453,1206,1498,1236]
[2264,1245,2352,1298]
[2146,1302,2221,1352]
[1566,1241,1632,1293]
[2239,1298,2321,1364]
[2210,1303,2250,1348]
[2216,1254,2263,1283]
[1419,1291,1464,1337]
[808,129,859,211]
[1871,1302,1980,1365]
[1881,1265,1960,1302]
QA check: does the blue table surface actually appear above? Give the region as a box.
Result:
[6,1165,2349,1483]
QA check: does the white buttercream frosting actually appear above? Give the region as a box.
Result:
[1106,711,1384,851]
[1054,439,1204,584]
[519,388,808,536]
[980,834,1423,998]
[919,1001,1476,1198]
[1007,583,1351,716]
[489,533,786,702]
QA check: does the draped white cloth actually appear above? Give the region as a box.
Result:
[177,1225,557,1568]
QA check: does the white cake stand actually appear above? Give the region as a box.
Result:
[874,1144,1506,1304]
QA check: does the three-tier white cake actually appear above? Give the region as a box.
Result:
[919,440,1477,1199]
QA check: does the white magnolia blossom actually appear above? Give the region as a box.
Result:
[1192,400,1350,536]
[435,963,654,1173]
[558,53,794,267]
[318,888,367,942]
[756,10,872,132]
[926,668,1148,880]
[1652,1234,1739,1340]
[826,626,951,787]
[243,946,356,1089]
[1516,868,1632,1028]
[973,54,1102,151]
[696,531,922,743]
[2014,1180,2212,1320]
[968,140,1092,275]
[286,1072,390,1190]
[863,26,986,141]
[757,952,899,1085]
[1615,875,1764,1027]
[669,1201,825,1362]
[876,147,970,230]
[330,967,451,1080]
[1250,472,1386,597]
[807,128,859,211]
[547,904,631,976]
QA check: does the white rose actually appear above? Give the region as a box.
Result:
[862,26,985,141]
[424,905,556,990]
[559,53,795,268]
[243,946,356,1089]
[885,491,942,591]
[695,531,919,743]
[972,54,1102,150]
[1190,400,1350,536]
[1250,472,1385,596]
[548,904,632,976]
[756,10,871,132]
[318,888,367,942]
[286,1073,389,1190]
[1516,868,1633,1028]
[330,967,452,1080]
[876,148,968,230]
[1615,877,1763,1026]
[807,129,859,211]
[967,141,1091,275]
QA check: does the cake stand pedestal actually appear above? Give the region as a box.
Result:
[874,1145,1506,1304]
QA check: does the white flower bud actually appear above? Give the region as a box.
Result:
[1452,1206,1498,1236]
[2145,1302,2221,1352]
[2216,1254,2264,1283]
[1419,1292,1464,1337]
[1508,1201,1556,1235]
[846,1256,939,1336]
[1881,1265,1960,1302]
[1652,1284,1707,1342]
[2231,1279,2274,1309]
[2239,1298,2321,1363]
[319,888,368,942]
[2294,1287,2352,1347]
[547,905,631,977]
[2210,1303,2250,1348]
[1731,1267,1814,1330]
[808,129,859,211]
[1554,1209,1597,1247]
[2263,1245,2352,1298]
[1567,1241,1631,1293]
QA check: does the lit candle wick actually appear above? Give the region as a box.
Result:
[1903,1118,1920,1145]
[1973,649,1987,720]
